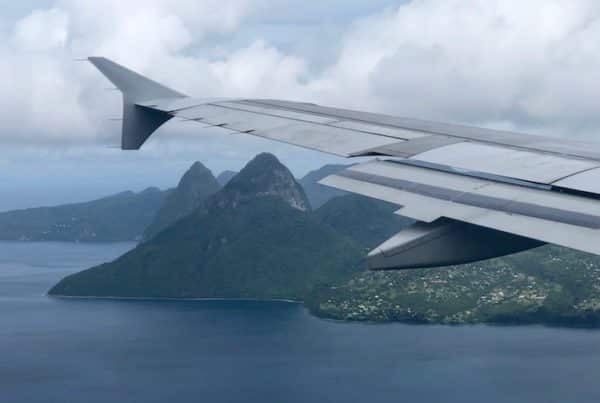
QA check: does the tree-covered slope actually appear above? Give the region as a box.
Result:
[210,153,310,212]
[49,197,362,299]
[143,162,221,241]
[315,194,414,249]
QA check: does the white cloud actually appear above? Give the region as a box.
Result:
[3,0,600,146]
[210,40,308,97]
[312,0,600,138]
[13,8,68,51]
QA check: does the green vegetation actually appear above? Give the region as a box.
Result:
[49,197,362,300]
[306,246,600,327]
[210,153,310,212]
[0,188,167,242]
[315,194,413,249]
[143,162,221,241]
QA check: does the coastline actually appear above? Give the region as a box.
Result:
[47,293,600,329]
[47,294,302,304]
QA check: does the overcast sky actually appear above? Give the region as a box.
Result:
[2,0,600,211]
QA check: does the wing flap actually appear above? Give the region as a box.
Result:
[171,101,402,157]
[320,160,600,255]
[411,142,600,184]
[218,101,342,125]
[554,167,600,194]
[325,120,428,140]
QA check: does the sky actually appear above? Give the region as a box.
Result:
[2,0,600,210]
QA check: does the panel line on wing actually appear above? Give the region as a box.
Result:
[334,169,600,229]
[208,102,415,142]
[238,99,600,161]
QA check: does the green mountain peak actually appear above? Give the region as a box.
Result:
[209,153,311,212]
[142,161,220,240]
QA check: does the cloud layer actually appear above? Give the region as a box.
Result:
[4,0,600,148]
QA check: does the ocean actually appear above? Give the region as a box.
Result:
[1,241,599,403]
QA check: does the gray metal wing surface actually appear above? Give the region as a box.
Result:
[89,57,600,270]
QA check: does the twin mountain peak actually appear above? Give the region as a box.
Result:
[144,153,311,241]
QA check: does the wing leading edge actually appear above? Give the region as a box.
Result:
[89,57,600,269]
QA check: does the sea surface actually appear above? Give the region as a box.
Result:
[1,241,600,403]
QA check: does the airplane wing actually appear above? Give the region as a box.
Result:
[89,57,600,270]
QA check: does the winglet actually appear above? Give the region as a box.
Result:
[88,57,187,150]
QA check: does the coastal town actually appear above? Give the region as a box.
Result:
[309,246,600,326]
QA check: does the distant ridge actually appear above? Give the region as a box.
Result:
[0,187,167,242]
[315,194,414,249]
[216,170,238,187]
[299,164,353,209]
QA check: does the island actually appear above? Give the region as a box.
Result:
[40,153,600,328]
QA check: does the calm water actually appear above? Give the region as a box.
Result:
[1,242,600,403]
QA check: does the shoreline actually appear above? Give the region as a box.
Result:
[48,294,600,330]
[47,294,302,304]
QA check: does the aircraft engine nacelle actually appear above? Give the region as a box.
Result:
[367,218,543,270]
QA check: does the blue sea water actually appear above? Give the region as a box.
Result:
[1,241,600,403]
